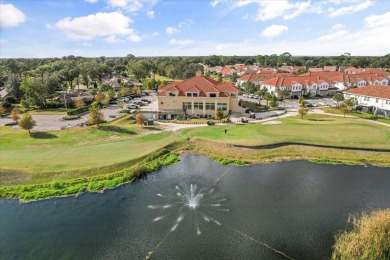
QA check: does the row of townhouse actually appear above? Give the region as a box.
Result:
[344,85,390,116]
[300,71,389,90]
[261,76,339,98]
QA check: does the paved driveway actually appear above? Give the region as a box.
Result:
[0,106,123,131]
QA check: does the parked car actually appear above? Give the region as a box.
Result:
[117,97,129,102]
[125,104,139,109]
[134,101,146,106]
[141,99,151,104]
[109,100,118,104]
[317,102,326,106]
[306,103,315,107]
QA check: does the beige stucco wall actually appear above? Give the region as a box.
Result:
[157,95,240,117]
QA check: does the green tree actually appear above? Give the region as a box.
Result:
[5,73,23,100]
[279,89,290,108]
[127,60,150,81]
[136,112,145,128]
[106,89,115,100]
[299,97,306,107]
[269,94,278,108]
[74,95,85,109]
[10,108,20,122]
[20,76,52,108]
[340,98,357,117]
[88,103,104,127]
[0,103,5,116]
[333,93,344,108]
[298,106,309,119]
[263,93,272,109]
[215,108,224,120]
[18,114,36,134]
[95,92,105,103]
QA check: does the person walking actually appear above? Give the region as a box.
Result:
[224,129,227,134]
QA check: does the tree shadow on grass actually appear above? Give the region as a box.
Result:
[99,125,136,135]
[143,126,162,131]
[31,132,58,139]
[307,118,335,121]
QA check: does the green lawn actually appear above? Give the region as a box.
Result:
[0,116,176,185]
[153,74,180,82]
[182,114,390,149]
[1,114,389,189]
[321,107,390,125]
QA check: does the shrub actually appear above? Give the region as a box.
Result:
[67,105,90,116]
[332,209,390,259]
[4,96,17,104]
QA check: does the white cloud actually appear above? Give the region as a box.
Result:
[54,12,141,42]
[128,34,142,42]
[261,25,288,39]
[105,35,122,43]
[106,0,159,13]
[152,32,160,36]
[329,0,373,17]
[0,4,25,28]
[256,0,293,21]
[166,26,180,34]
[169,38,193,46]
[147,10,155,18]
[178,19,193,28]
[364,12,390,28]
[331,23,345,31]
[315,29,348,41]
[283,1,311,20]
[210,0,222,7]
[85,0,99,3]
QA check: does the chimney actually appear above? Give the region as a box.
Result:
[195,70,202,77]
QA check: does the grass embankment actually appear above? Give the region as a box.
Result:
[1,113,390,201]
[0,149,180,202]
[321,107,390,125]
[332,209,390,259]
[181,114,390,166]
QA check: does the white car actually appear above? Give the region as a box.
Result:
[117,97,129,102]
[125,104,139,109]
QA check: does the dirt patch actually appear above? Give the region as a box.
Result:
[262,120,282,125]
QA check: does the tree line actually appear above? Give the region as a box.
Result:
[1,53,389,109]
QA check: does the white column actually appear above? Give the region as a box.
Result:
[203,100,206,114]
[191,100,194,114]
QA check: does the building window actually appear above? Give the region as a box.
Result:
[217,103,227,111]
[376,98,379,103]
[186,92,199,97]
[186,93,191,97]
[168,92,176,96]
[364,97,370,101]
[385,100,390,105]
[183,102,192,110]
[205,103,215,110]
[193,102,203,110]
[209,93,217,97]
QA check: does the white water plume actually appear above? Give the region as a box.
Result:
[148,183,228,235]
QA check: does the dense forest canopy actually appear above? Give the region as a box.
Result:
[0,53,389,108]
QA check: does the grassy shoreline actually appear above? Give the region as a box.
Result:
[1,114,389,201]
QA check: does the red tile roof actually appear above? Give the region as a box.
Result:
[262,75,334,87]
[238,73,290,82]
[158,76,239,97]
[221,67,234,75]
[346,85,390,99]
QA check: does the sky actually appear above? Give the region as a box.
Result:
[0,0,389,58]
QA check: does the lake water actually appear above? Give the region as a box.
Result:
[1,154,390,259]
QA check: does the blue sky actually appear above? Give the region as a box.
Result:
[1,0,389,58]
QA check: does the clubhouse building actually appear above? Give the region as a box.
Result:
[157,74,240,120]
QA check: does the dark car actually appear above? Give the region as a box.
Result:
[141,99,151,103]
[306,103,315,107]
[109,100,118,104]
[134,102,145,106]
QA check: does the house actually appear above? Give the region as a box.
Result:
[261,75,336,98]
[323,66,337,72]
[220,67,236,77]
[157,74,240,119]
[59,90,94,103]
[344,85,390,116]
[344,67,362,74]
[236,73,290,88]
[308,68,324,72]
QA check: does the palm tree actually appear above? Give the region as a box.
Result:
[263,93,272,110]
[279,89,290,108]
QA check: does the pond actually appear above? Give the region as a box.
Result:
[1,154,390,259]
